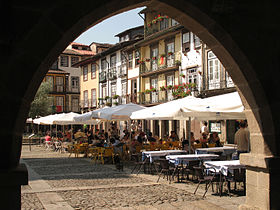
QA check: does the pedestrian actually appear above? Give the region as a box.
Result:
[234,120,250,159]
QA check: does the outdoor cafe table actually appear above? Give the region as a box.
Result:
[195,146,236,157]
[203,160,245,176]
[142,150,187,163]
[203,160,245,196]
[166,154,219,166]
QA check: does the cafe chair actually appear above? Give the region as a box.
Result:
[226,168,246,195]
[131,153,148,175]
[157,159,175,183]
[193,166,219,198]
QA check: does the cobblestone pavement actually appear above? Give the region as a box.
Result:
[21,145,245,209]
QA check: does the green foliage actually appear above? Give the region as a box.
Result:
[28,80,53,118]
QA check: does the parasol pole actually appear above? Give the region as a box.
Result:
[188,117,191,154]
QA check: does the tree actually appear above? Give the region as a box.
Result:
[28,80,54,118]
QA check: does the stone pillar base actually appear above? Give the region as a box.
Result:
[0,164,28,210]
[240,154,280,210]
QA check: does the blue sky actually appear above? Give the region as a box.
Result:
[74,7,146,45]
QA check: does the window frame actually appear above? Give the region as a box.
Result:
[91,64,96,79]
[83,65,88,81]
[60,55,69,67]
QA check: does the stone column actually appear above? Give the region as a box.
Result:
[0,164,28,209]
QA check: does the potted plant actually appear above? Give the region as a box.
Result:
[168,51,173,56]
[150,87,156,92]
[160,53,166,58]
[160,86,166,91]
[112,95,119,99]
[98,97,104,101]
[105,96,110,100]
[167,85,173,90]
[105,102,112,107]
[144,89,151,94]
[152,56,157,60]
[145,58,150,62]
[179,73,185,78]
[175,60,181,66]
[113,101,119,106]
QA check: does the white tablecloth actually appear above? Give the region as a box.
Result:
[142,150,187,163]
[195,146,236,156]
[203,160,245,176]
[166,154,219,165]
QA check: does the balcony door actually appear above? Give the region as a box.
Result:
[151,78,158,103]
[56,76,64,92]
[131,79,137,103]
[151,47,158,71]
[166,75,174,101]
[208,51,220,90]
[166,42,175,67]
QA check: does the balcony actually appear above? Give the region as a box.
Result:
[206,80,235,91]
[108,67,117,80]
[50,85,65,93]
[145,22,159,37]
[66,86,80,93]
[118,64,127,78]
[99,71,107,83]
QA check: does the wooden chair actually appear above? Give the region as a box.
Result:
[194,143,202,149]
[99,147,114,164]
[67,145,75,157]
[88,147,99,163]
[74,144,88,158]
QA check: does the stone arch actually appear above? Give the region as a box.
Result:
[2,0,279,209]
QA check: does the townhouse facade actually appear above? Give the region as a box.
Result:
[45,42,96,113]
[75,8,237,143]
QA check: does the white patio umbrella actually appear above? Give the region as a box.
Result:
[73,106,110,123]
[53,112,100,125]
[130,96,202,120]
[180,92,246,120]
[33,113,62,125]
[96,103,146,120]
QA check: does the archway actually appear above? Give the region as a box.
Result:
[2,1,279,209]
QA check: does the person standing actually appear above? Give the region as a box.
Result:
[234,120,250,158]
[200,121,209,135]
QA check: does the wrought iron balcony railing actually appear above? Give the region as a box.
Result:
[117,64,127,78]
[108,67,117,80]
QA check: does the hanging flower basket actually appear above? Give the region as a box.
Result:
[105,96,110,100]
[152,56,157,60]
[144,89,151,94]
[160,86,166,91]
[138,60,145,64]
[145,58,150,62]
[167,85,173,90]
[160,54,166,57]
[168,52,173,56]
[150,88,157,92]
[113,102,119,106]
[106,102,112,107]
[113,95,119,99]
[180,73,185,78]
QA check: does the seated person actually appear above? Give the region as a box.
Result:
[213,132,222,147]
[147,132,156,144]
[199,132,209,148]
[182,132,195,151]
[169,131,179,142]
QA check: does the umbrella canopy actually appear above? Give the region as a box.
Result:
[33,114,62,125]
[130,96,202,120]
[73,106,110,123]
[96,103,146,120]
[180,92,246,120]
[26,118,33,123]
[131,92,245,121]
[53,112,100,125]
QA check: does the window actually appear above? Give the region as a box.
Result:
[50,60,58,69]
[101,59,107,71]
[71,56,79,67]
[83,90,88,107]
[83,65,88,81]
[187,68,198,86]
[121,81,127,96]
[171,19,179,26]
[71,97,79,112]
[71,77,79,92]
[91,89,96,107]
[56,96,64,112]
[55,76,64,92]
[91,64,96,79]
[160,17,169,30]
[151,46,158,71]
[193,34,201,49]
[135,50,140,66]
[166,75,174,101]
[111,82,117,96]
[208,51,220,89]
[60,55,69,67]
[182,32,190,52]
[166,42,175,67]
[128,52,133,69]
[110,54,116,67]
